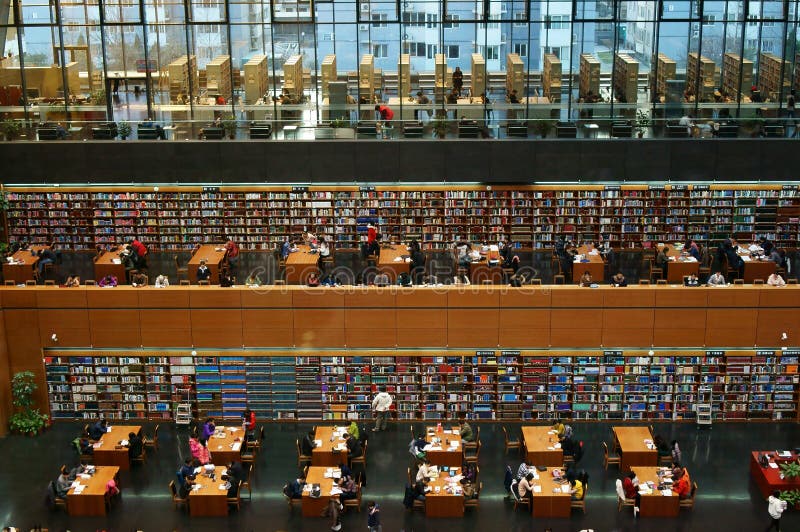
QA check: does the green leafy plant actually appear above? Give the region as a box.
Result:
[330,118,348,129]
[9,371,48,436]
[89,88,106,105]
[635,109,652,137]
[532,120,554,138]
[779,489,800,506]
[431,118,448,138]
[1,119,22,141]
[780,460,800,480]
[117,121,132,140]
[221,114,237,139]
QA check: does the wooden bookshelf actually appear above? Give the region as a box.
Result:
[435,53,452,102]
[653,53,676,100]
[4,184,799,251]
[506,53,525,96]
[471,53,486,98]
[542,53,561,103]
[359,54,375,101]
[44,348,800,422]
[687,53,716,101]
[243,54,268,104]
[205,55,231,100]
[722,53,752,101]
[398,54,410,97]
[613,53,638,103]
[759,52,791,100]
[283,54,304,98]
[579,54,601,98]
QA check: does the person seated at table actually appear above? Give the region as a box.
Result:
[338,473,358,501]
[415,457,435,483]
[285,475,306,499]
[507,89,520,104]
[621,471,641,514]
[768,247,785,267]
[373,272,390,286]
[189,435,211,464]
[673,468,691,499]
[552,420,566,439]
[245,272,262,286]
[412,480,427,501]
[397,271,412,287]
[461,476,477,500]
[453,272,471,285]
[153,274,169,288]
[346,432,363,460]
[767,272,786,287]
[459,417,474,442]
[178,473,196,498]
[347,421,360,441]
[501,239,520,272]
[196,260,211,283]
[685,239,701,261]
[55,466,71,497]
[317,238,331,270]
[219,473,240,498]
[36,248,57,275]
[64,275,81,287]
[579,271,593,287]
[68,460,91,480]
[306,271,320,287]
[242,408,256,440]
[73,436,94,456]
[656,245,670,273]
[684,273,700,286]
[219,271,234,287]
[515,472,534,505]
[88,419,107,441]
[301,429,317,456]
[303,231,319,248]
[127,431,143,461]
[653,434,671,458]
[281,237,298,260]
[611,272,627,287]
[446,88,459,104]
[98,274,117,287]
[561,433,577,457]
[569,476,584,500]
[178,457,195,486]
[408,433,427,462]
[707,270,726,286]
[759,236,774,256]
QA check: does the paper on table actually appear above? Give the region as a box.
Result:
[554,443,562,449]
[330,487,343,495]
[769,462,779,469]
[661,489,673,496]
[741,255,752,262]
[393,257,402,262]
[73,485,85,494]
[533,485,542,493]
[231,442,241,451]
[314,439,323,447]
[80,474,91,479]
[560,485,571,494]
[218,484,228,490]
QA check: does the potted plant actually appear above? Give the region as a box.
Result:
[89,88,106,105]
[9,371,48,436]
[1,119,22,141]
[532,120,554,139]
[221,114,237,139]
[117,121,131,140]
[635,109,652,138]
[779,489,800,509]
[431,118,448,139]
[779,460,800,481]
[331,118,354,139]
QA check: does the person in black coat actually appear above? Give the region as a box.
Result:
[346,433,363,459]
[301,430,316,456]
[128,431,143,461]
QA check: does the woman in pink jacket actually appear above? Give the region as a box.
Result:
[189,436,211,464]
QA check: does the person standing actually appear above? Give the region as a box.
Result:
[371,386,393,432]
[367,500,381,532]
[242,408,256,440]
[452,66,464,95]
[765,490,788,531]
[225,235,240,271]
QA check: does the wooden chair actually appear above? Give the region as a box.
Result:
[638,279,650,285]
[343,481,362,512]
[463,426,479,451]
[659,454,673,466]
[680,482,698,510]
[616,479,635,512]
[297,438,312,468]
[464,481,481,510]
[48,481,68,512]
[144,424,159,451]
[350,440,367,468]
[227,482,241,511]
[412,494,425,511]
[131,449,147,465]
[603,442,620,470]
[656,279,668,285]
[788,278,798,284]
[44,280,56,286]
[753,279,764,285]
[648,259,663,282]
[3,280,14,286]
[464,440,481,465]
[563,454,575,467]
[179,279,190,285]
[481,279,493,285]
[84,280,96,286]
[407,467,415,485]
[529,278,542,285]
[198,280,210,286]
[510,481,530,512]
[274,279,286,285]
[175,255,189,281]
[169,480,188,510]
[571,482,587,513]
[241,465,253,500]
[553,274,565,284]
[502,426,521,455]
[733,279,744,285]
[26,280,36,286]
[283,484,302,509]
[250,426,265,453]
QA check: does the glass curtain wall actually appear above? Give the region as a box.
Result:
[1,0,798,132]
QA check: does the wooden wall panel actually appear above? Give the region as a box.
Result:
[88,309,140,330]
[240,288,293,308]
[603,289,655,307]
[602,328,654,347]
[447,328,499,348]
[498,309,551,329]
[655,289,706,307]
[3,310,39,335]
[344,289,396,308]
[190,309,244,330]
[139,289,191,308]
[550,329,603,347]
[396,309,447,329]
[551,309,603,329]
[242,309,293,329]
[500,288,552,308]
[707,289,760,308]
[189,289,243,308]
[396,329,446,347]
[86,289,139,308]
[242,328,294,347]
[345,309,396,329]
[346,329,397,348]
[191,328,244,348]
[140,309,191,330]
[603,309,654,329]
[447,309,499,329]
[39,327,91,348]
[293,309,344,330]
[705,327,756,347]
[498,328,550,347]
[1,290,37,308]
[38,309,89,330]
[395,289,446,308]
[448,290,500,308]
[759,289,800,308]
[294,329,346,348]
[654,309,706,329]
[706,309,757,330]
[140,328,193,347]
[36,289,87,308]
[652,328,706,347]
[292,290,344,308]
[755,310,800,347]
[91,328,141,348]
[550,289,603,308]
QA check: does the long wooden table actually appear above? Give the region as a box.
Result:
[93,424,141,471]
[660,245,700,283]
[521,426,564,466]
[312,426,349,467]
[530,467,572,517]
[93,247,128,284]
[67,465,120,516]
[188,244,227,284]
[425,468,465,517]
[750,450,800,498]
[302,466,339,517]
[377,245,410,281]
[207,426,245,466]
[740,256,776,283]
[189,466,230,516]
[2,245,48,284]
[573,246,604,284]
[613,426,657,471]
[285,244,319,284]
[631,466,681,517]
[425,426,463,467]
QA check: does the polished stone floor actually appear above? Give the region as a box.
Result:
[1,420,799,531]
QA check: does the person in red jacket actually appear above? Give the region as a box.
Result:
[225,235,240,270]
[242,408,256,440]
[375,104,394,121]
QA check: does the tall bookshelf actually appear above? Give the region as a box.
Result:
[722,53,752,101]
[43,349,800,423]
[687,53,716,101]
[653,53,676,99]
[579,54,601,98]
[542,54,561,103]
[759,52,791,100]
[6,185,800,252]
[613,53,638,103]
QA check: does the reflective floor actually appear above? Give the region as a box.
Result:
[1,420,799,531]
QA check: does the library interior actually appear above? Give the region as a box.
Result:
[2,1,800,532]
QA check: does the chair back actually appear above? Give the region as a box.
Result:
[602,441,609,459]
[615,478,625,500]
[169,480,178,498]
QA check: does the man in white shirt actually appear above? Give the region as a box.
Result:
[766,490,787,531]
[371,387,393,432]
[707,271,726,286]
[767,273,786,287]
